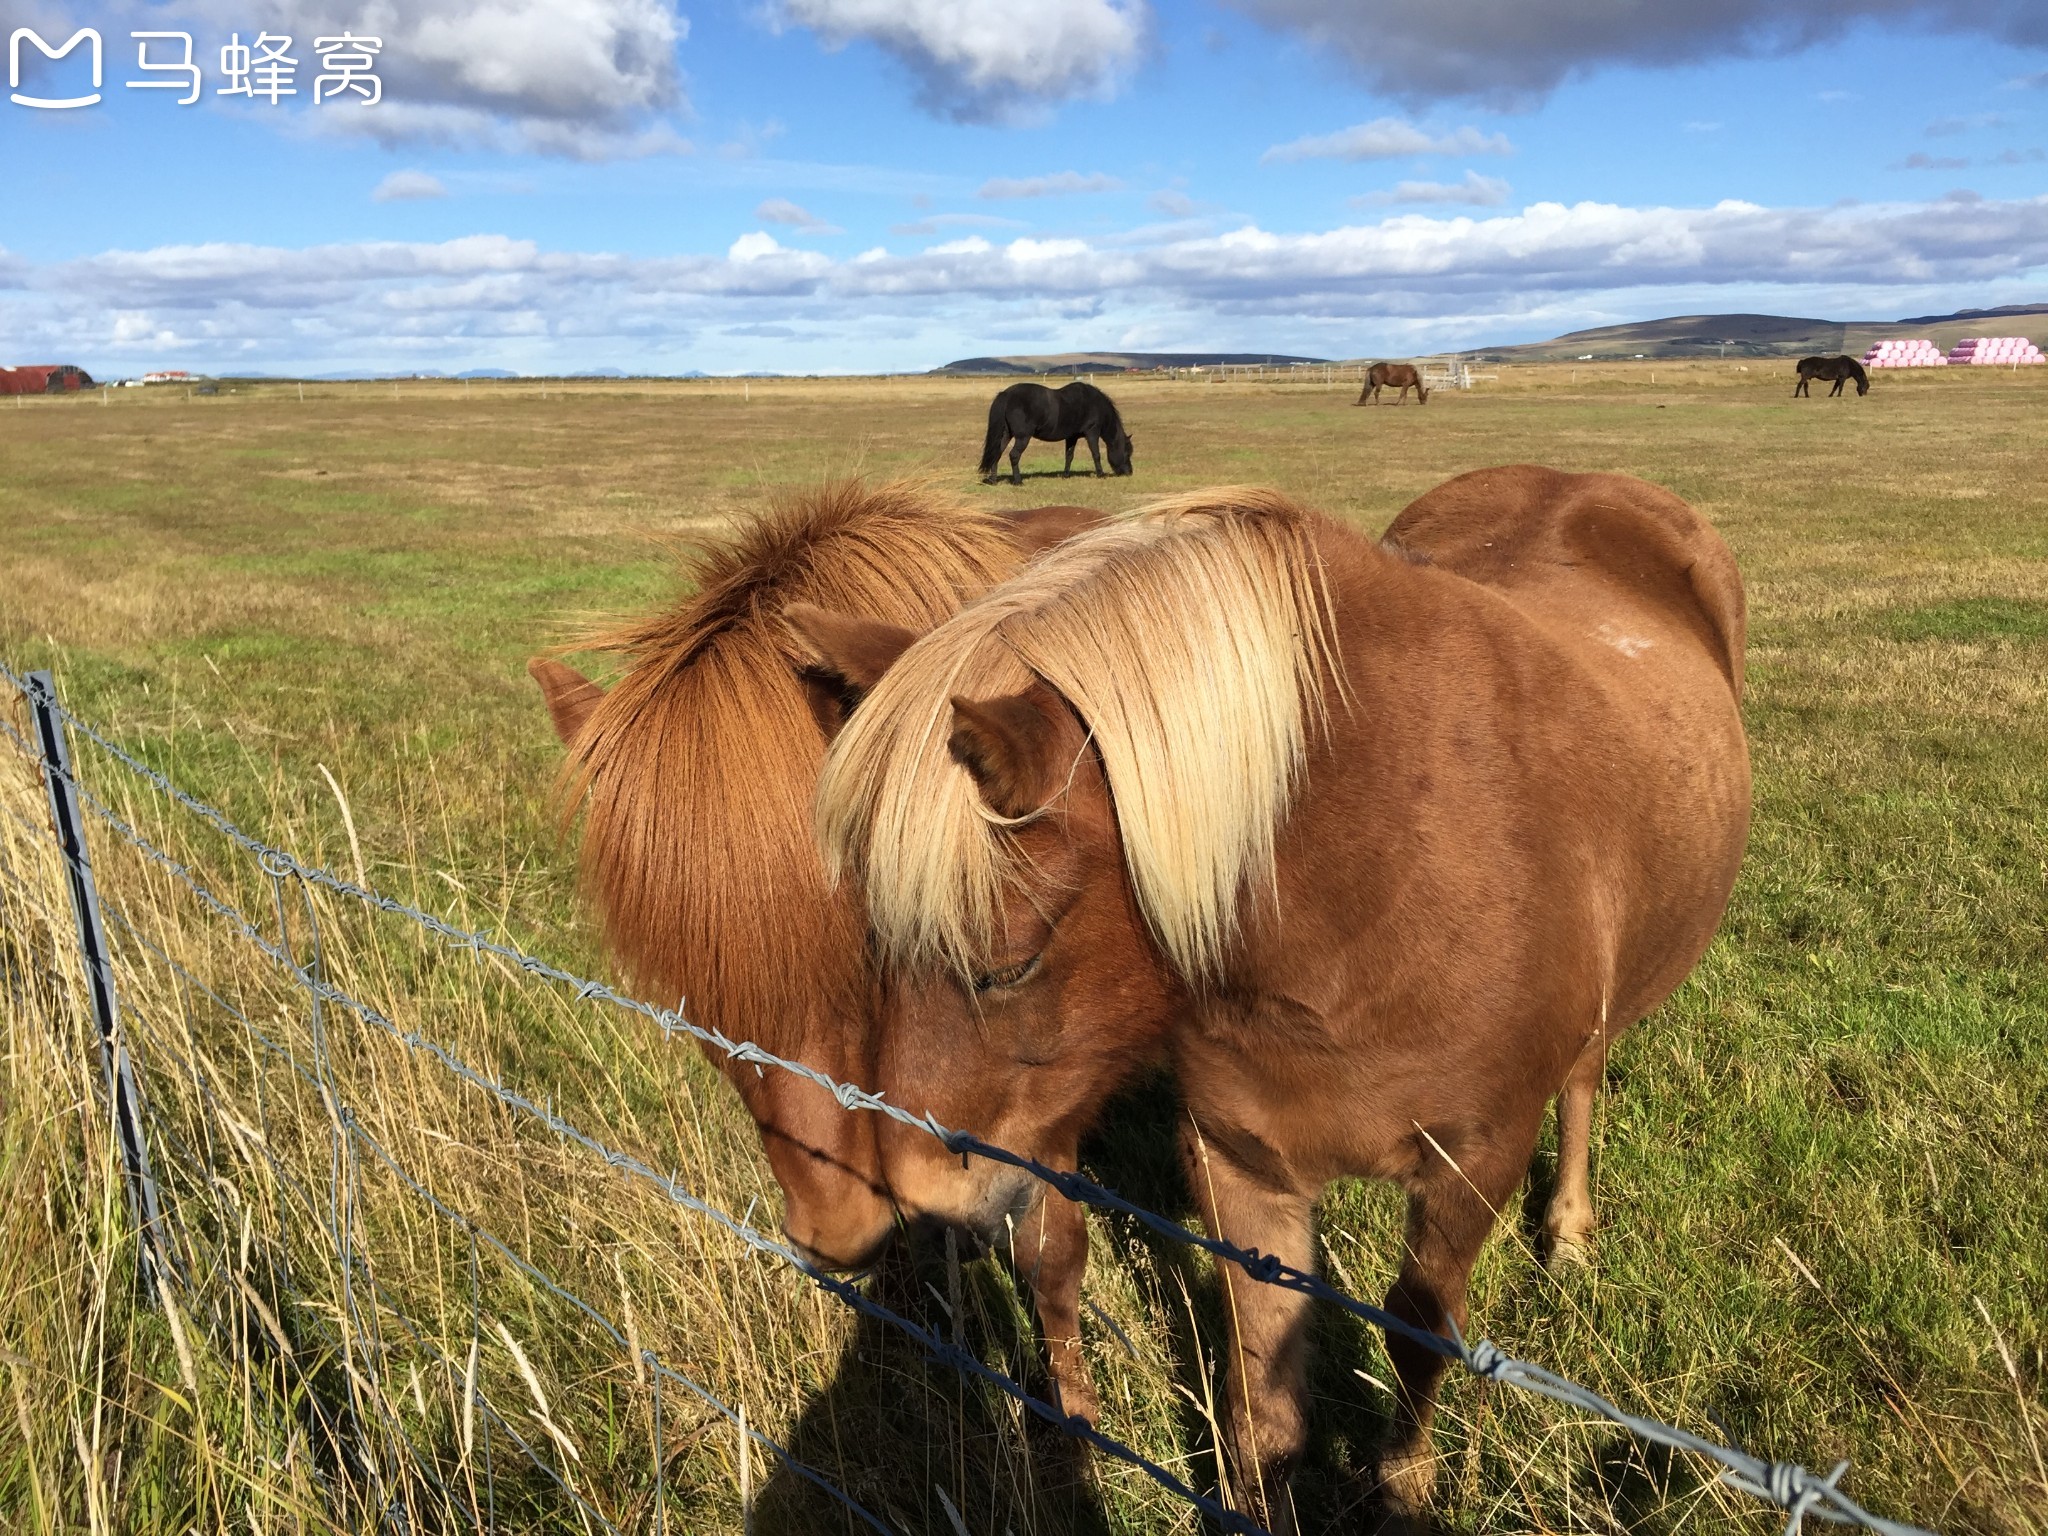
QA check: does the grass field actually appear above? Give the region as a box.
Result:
[1,363,2044,1535]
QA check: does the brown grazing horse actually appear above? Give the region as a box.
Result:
[528,482,1106,1414]
[799,468,1750,1528]
[1356,361,1429,405]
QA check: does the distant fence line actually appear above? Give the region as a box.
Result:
[0,658,1931,1536]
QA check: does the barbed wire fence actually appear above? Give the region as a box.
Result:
[0,658,1935,1536]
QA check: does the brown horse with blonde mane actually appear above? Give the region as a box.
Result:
[793,466,1750,1528]
[528,481,1106,1415]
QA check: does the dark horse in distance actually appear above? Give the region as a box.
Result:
[1793,355,1869,397]
[979,381,1134,484]
[1355,361,1430,405]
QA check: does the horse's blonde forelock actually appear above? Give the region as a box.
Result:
[817,487,1341,982]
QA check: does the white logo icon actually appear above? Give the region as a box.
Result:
[10,26,103,109]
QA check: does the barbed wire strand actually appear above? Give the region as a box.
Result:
[0,661,1936,1536]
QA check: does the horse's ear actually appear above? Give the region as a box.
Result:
[947,690,1063,819]
[783,603,918,737]
[528,658,605,747]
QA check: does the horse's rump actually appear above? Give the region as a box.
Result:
[1382,465,1745,698]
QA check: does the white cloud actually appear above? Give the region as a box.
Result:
[773,0,1146,121]
[1927,113,2010,137]
[11,196,2046,375]
[756,198,844,233]
[1235,0,2048,106]
[1893,152,1971,171]
[373,170,449,202]
[162,0,688,156]
[719,119,788,159]
[890,212,1028,235]
[979,171,1123,199]
[1263,117,1512,163]
[1358,171,1511,207]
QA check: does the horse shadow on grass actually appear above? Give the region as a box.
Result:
[754,1070,1435,1534]
[981,468,1121,485]
[749,1234,1115,1536]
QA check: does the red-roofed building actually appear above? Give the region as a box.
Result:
[0,364,95,395]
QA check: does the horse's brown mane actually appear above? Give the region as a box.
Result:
[559,480,1021,1050]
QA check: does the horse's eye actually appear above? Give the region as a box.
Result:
[972,954,1041,993]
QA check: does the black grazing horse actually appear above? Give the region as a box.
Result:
[1793,355,1869,397]
[979,380,1134,485]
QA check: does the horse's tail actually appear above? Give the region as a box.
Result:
[979,397,1008,475]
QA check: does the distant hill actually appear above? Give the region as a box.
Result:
[1473,304,2048,361]
[933,351,1326,375]
[1893,302,2048,326]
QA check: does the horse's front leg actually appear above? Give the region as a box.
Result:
[1007,1187,1099,1425]
[1377,1130,1528,1527]
[1185,1122,1315,1535]
[1831,377,1845,397]
[1062,438,1078,476]
[1085,432,1104,476]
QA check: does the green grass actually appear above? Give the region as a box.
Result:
[1,365,2044,1534]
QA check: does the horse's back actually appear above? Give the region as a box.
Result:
[993,380,1051,413]
[1382,464,1745,699]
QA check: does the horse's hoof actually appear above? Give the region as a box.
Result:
[1049,1375,1100,1431]
[1376,1444,1436,1519]
[1545,1233,1593,1270]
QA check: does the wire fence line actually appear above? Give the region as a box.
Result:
[0,659,1935,1536]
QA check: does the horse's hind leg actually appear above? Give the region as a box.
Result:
[1009,434,1027,485]
[1541,1035,1607,1266]
[1062,437,1078,476]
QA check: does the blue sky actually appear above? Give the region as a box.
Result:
[4,0,2046,375]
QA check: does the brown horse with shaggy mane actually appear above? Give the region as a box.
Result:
[794,468,1750,1529]
[527,482,1104,1413]
[1355,361,1429,404]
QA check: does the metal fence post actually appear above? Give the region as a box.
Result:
[27,669,166,1294]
